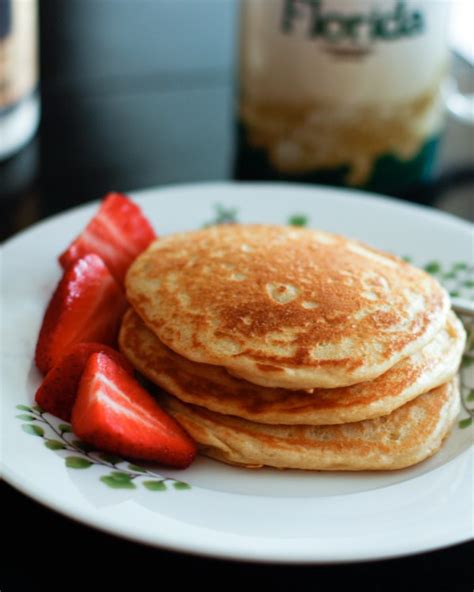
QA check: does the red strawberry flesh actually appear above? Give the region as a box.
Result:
[72,352,197,468]
[35,343,134,421]
[59,192,156,283]
[35,254,127,375]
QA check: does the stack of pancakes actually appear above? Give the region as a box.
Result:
[120,225,465,471]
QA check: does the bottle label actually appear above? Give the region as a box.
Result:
[238,0,449,186]
[281,0,425,45]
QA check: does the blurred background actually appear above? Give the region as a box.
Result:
[0,0,472,243]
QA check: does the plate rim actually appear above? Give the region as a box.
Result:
[1,181,472,253]
[2,450,472,564]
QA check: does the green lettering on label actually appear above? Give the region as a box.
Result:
[281,0,425,47]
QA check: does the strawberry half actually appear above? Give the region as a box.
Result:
[35,254,128,375]
[72,352,197,468]
[35,343,134,421]
[58,192,156,283]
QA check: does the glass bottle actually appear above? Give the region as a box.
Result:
[234,0,451,197]
[0,0,40,161]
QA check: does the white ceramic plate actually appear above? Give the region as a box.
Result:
[1,182,473,563]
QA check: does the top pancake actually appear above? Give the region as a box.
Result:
[126,224,449,389]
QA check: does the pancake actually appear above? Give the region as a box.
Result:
[160,379,460,471]
[119,309,465,425]
[126,224,449,390]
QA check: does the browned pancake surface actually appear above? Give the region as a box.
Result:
[126,225,449,389]
[119,308,464,424]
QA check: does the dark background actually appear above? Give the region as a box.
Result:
[1,0,237,241]
[1,1,473,589]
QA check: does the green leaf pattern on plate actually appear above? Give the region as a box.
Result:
[143,480,167,491]
[173,481,192,490]
[288,214,309,227]
[458,417,473,429]
[21,423,44,437]
[44,439,66,450]
[203,204,239,227]
[420,259,474,302]
[15,405,191,492]
[98,453,123,465]
[416,256,474,427]
[416,260,473,429]
[100,474,137,489]
[65,456,93,469]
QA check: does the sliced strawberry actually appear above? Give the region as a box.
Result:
[35,343,134,421]
[72,352,197,468]
[35,254,128,375]
[58,192,156,283]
